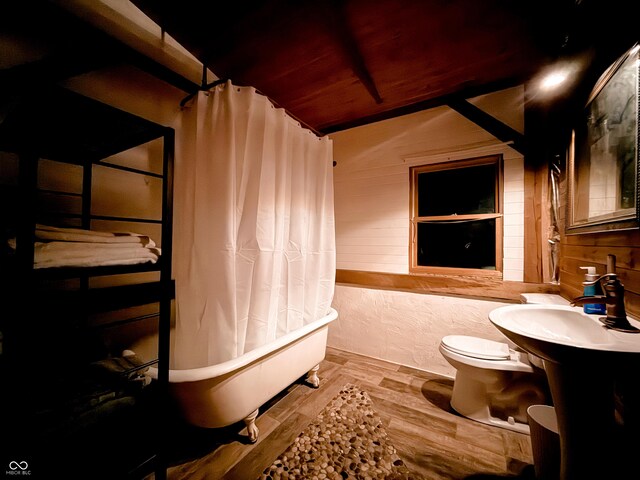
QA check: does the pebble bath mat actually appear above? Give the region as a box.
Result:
[259,383,420,480]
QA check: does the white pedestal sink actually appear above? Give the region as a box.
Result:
[489,304,640,480]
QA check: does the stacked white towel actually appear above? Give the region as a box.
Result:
[9,224,161,269]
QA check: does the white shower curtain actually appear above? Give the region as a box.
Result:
[173,81,335,369]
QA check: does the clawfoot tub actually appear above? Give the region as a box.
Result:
[130,308,338,443]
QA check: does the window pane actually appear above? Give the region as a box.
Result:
[417,164,496,216]
[417,219,496,269]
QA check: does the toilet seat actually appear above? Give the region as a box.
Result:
[439,340,534,373]
[441,335,511,360]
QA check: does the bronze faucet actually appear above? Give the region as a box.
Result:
[571,254,640,333]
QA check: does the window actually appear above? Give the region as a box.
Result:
[410,155,503,276]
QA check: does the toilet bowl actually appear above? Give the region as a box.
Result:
[439,334,549,434]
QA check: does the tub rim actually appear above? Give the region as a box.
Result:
[144,307,338,383]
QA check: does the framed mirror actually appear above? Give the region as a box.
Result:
[567,43,639,234]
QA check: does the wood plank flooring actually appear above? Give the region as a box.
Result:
[151,347,536,480]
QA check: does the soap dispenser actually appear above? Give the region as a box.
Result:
[579,266,606,314]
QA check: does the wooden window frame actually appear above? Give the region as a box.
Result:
[409,154,504,277]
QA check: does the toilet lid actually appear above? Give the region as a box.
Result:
[441,335,511,360]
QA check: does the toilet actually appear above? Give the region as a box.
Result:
[438,293,566,434]
[439,335,548,434]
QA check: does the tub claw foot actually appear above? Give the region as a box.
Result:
[243,409,259,443]
[306,364,320,388]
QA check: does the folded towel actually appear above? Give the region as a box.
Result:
[7,224,161,269]
[33,251,159,269]
[37,224,136,237]
[35,224,155,247]
[34,230,152,245]
[34,241,160,258]
[35,241,154,253]
[36,229,156,247]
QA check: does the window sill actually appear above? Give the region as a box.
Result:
[335,269,559,302]
[409,265,502,277]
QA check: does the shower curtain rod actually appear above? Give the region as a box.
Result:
[179,66,323,137]
[179,77,228,108]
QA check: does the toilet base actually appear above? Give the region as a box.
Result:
[450,370,538,435]
[450,401,530,434]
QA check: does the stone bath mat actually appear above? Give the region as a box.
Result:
[258,383,420,479]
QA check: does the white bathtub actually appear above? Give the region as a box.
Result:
[130,308,338,442]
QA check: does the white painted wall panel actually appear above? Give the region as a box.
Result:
[337,236,407,247]
[332,87,526,277]
[329,87,528,373]
[328,285,511,377]
[336,263,407,274]
[467,86,525,134]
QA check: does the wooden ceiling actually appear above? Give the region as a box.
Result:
[130,0,588,134]
[1,1,636,136]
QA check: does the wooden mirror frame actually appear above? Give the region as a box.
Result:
[567,43,640,235]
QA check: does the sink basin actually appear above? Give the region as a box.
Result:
[489,304,640,364]
[489,303,640,479]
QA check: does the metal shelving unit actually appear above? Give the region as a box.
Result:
[0,86,173,479]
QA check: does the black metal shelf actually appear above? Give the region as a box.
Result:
[30,279,175,313]
[0,86,168,164]
[0,85,173,480]
[32,259,163,280]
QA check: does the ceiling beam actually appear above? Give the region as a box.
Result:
[321,77,524,135]
[447,99,526,155]
[321,0,382,105]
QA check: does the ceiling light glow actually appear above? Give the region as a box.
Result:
[540,71,569,91]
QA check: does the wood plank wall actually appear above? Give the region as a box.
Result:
[336,269,558,303]
[332,93,528,280]
[558,177,640,319]
[331,87,559,301]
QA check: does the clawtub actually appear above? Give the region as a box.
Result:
[130,307,338,442]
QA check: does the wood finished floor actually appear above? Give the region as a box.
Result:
[152,347,535,480]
